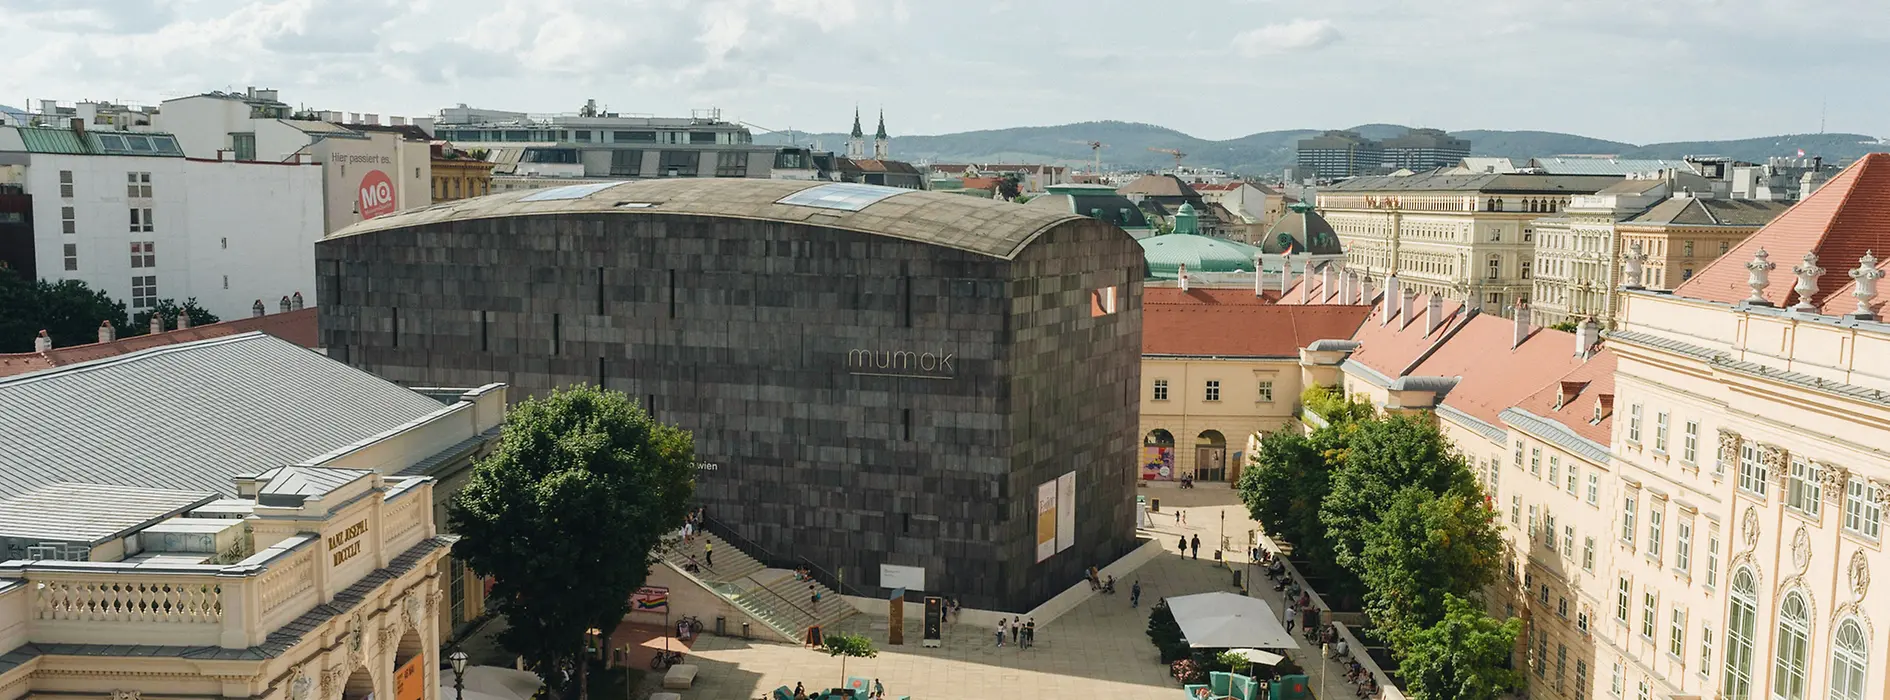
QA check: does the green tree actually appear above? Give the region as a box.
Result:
[1547,319,1579,332]
[1238,429,1339,564]
[0,272,132,352]
[131,298,220,334]
[1399,594,1524,700]
[1321,415,1478,574]
[448,385,696,700]
[997,175,1022,201]
[820,632,878,686]
[1356,486,1504,648]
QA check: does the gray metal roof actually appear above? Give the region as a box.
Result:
[256,466,372,506]
[1527,157,1691,176]
[1500,407,1611,465]
[0,484,215,545]
[1437,403,1508,444]
[0,333,453,499]
[326,178,1087,260]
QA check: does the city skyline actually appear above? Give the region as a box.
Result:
[2,0,1886,144]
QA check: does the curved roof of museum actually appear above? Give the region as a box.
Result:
[328,179,1086,260]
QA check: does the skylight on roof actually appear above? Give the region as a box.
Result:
[775,182,907,212]
[519,181,629,201]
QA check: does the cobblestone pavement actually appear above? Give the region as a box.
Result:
[642,483,1369,700]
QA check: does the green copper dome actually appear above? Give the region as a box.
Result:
[1261,201,1344,255]
[1140,234,1261,280]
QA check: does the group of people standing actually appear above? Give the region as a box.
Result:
[994,616,1037,648]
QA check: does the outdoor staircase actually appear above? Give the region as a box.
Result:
[661,532,855,639]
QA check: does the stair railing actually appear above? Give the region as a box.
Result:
[700,512,865,598]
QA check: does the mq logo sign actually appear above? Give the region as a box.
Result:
[358,169,397,219]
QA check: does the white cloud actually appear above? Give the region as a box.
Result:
[1231,19,1340,56]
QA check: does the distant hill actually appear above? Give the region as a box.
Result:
[755,121,1884,176]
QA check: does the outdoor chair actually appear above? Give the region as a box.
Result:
[770,687,793,700]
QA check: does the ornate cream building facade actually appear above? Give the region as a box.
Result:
[0,332,511,700]
[1317,173,1619,316]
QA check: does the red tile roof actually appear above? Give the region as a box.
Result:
[1144,302,1370,357]
[1507,349,1618,446]
[1675,153,1890,308]
[0,308,319,378]
[1413,314,1588,429]
[1345,292,1469,378]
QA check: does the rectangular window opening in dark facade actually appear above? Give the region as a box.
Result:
[902,408,912,441]
[596,267,606,314]
[480,311,490,351]
[551,313,562,355]
[597,357,606,388]
[668,269,678,319]
[390,307,399,348]
[903,513,911,534]
[646,394,656,419]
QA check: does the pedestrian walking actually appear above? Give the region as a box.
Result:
[1174,510,1181,523]
[1190,534,1201,560]
[1025,618,1036,648]
[1285,604,1298,633]
[1131,580,1142,608]
[704,540,714,568]
[996,619,1007,647]
[1010,616,1021,645]
[1177,536,1187,555]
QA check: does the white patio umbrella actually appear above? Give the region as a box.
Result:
[461,665,543,700]
[1165,591,1300,650]
[1224,648,1285,667]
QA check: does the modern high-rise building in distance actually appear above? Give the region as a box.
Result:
[1382,128,1472,171]
[1296,130,1383,180]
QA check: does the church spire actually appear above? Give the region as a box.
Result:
[875,109,888,140]
[850,106,864,139]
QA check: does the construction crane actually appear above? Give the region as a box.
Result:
[1087,141,1106,174]
[1148,147,1186,170]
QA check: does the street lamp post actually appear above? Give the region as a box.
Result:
[449,650,469,700]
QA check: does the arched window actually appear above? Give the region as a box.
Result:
[1831,618,1869,700]
[1723,568,1758,699]
[1773,591,1811,699]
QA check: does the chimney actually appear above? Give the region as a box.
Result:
[364,113,380,126]
[1299,257,1313,304]
[1401,287,1417,328]
[1745,248,1776,306]
[1335,271,1350,305]
[291,291,305,310]
[149,313,164,335]
[1426,294,1444,335]
[1360,275,1375,307]
[1512,301,1530,349]
[390,116,407,126]
[69,117,86,137]
[1319,265,1334,303]
[1178,264,1190,291]
[280,295,292,313]
[1255,255,1267,297]
[177,310,192,330]
[1381,275,1400,324]
[97,320,115,344]
[348,113,361,124]
[1575,317,1599,358]
[216,149,233,162]
[252,299,266,317]
[33,330,51,353]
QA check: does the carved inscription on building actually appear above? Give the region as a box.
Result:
[329,519,370,567]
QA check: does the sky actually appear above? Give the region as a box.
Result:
[2,0,1886,144]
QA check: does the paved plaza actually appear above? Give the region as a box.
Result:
[634,483,1371,700]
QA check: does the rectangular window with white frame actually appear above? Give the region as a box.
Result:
[1549,455,1560,486]
[1567,463,1579,496]
[129,207,153,233]
[1531,447,1542,476]
[1511,495,1522,526]
[1675,518,1692,574]
[1628,403,1643,443]
[1563,525,1575,557]
[127,171,152,198]
[58,170,74,197]
[1545,512,1557,549]
[1587,472,1600,505]
[1786,457,1822,516]
[1514,441,1525,469]
[1583,536,1595,571]
[1705,527,1720,589]
[1683,420,1699,463]
[1152,379,1168,401]
[129,241,155,269]
[62,243,77,270]
[1669,607,1687,659]
[1257,380,1274,403]
[1616,577,1631,622]
[1641,590,1657,638]
[1622,494,1637,544]
[130,275,157,309]
[1738,442,1769,496]
[1654,412,1669,453]
[1204,380,1220,402]
[61,206,75,234]
[1647,506,1663,562]
[1700,624,1713,675]
[1845,478,1882,539]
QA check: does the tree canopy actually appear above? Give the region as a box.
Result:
[0,272,130,352]
[1355,486,1504,649]
[1321,415,1478,574]
[448,385,696,698]
[132,298,220,332]
[1398,594,1524,700]
[820,631,879,685]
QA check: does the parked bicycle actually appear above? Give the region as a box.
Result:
[677,614,705,635]
[650,649,685,670]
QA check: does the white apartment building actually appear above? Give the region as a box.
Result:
[153,89,433,233]
[0,123,324,320]
[1317,172,1622,316]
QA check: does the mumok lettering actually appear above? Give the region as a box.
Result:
[847,348,956,378]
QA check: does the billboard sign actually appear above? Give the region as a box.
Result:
[1036,480,1057,562]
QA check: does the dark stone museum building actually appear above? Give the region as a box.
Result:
[316,179,1143,610]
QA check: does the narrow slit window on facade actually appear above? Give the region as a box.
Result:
[597,267,606,315]
[902,408,912,441]
[597,357,606,388]
[390,307,399,347]
[903,275,914,327]
[552,313,562,354]
[480,311,490,351]
[668,269,678,319]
